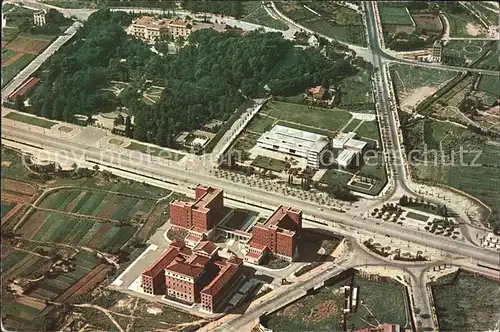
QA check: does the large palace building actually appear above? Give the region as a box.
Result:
[245,206,302,264]
[141,240,243,313]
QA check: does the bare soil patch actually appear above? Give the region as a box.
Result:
[97,203,119,220]
[18,211,49,239]
[401,86,438,112]
[303,300,339,323]
[1,161,12,167]
[16,296,47,311]
[279,302,304,317]
[58,126,74,133]
[466,23,482,37]
[3,179,36,196]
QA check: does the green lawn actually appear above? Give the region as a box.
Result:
[406,211,429,222]
[125,142,184,161]
[356,121,380,142]
[4,112,57,129]
[320,168,353,186]
[477,75,500,98]
[262,101,352,134]
[342,119,362,133]
[432,271,500,331]
[251,155,287,172]
[246,114,276,133]
[378,3,413,25]
[1,53,37,87]
[242,5,289,31]
[303,19,367,46]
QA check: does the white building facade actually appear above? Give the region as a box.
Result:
[257,125,330,169]
[33,10,46,26]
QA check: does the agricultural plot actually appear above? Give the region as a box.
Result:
[444,11,487,38]
[18,210,137,252]
[2,27,19,44]
[267,274,409,331]
[432,270,500,331]
[242,5,289,31]
[38,188,155,223]
[1,53,37,87]
[2,34,53,86]
[28,251,101,300]
[3,111,57,128]
[276,1,366,45]
[378,3,413,25]
[474,42,500,71]
[261,101,352,134]
[1,247,51,280]
[411,13,443,33]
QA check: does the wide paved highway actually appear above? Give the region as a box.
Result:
[2,124,499,268]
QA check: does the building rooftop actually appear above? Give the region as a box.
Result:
[166,259,205,278]
[345,138,367,151]
[249,242,267,251]
[169,19,191,28]
[336,149,357,167]
[134,16,169,29]
[8,77,41,101]
[193,184,222,211]
[308,85,325,95]
[201,263,239,296]
[257,125,330,154]
[143,247,179,278]
[332,132,356,149]
[264,205,301,230]
[194,241,218,257]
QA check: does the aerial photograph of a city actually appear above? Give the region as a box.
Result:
[0,0,499,331]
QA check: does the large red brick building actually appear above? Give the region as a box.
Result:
[245,206,302,264]
[170,184,224,232]
[141,240,243,313]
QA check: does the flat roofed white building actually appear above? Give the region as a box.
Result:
[332,132,356,149]
[344,138,367,152]
[257,125,330,169]
[336,149,357,167]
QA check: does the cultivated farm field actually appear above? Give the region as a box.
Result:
[38,188,155,223]
[18,210,137,252]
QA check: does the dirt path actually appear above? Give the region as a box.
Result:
[76,304,125,332]
[126,298,139,332]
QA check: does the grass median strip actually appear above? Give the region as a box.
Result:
[4,112,57,129]
[125,142,184,161]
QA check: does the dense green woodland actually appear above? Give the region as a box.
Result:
[27,10,358,148]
